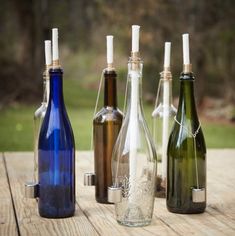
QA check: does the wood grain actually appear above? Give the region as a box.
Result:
[0,153,18,236]
[4,152,98,236]
[76,151,177,236]
[2,149,235,236]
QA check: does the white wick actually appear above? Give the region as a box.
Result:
[106,35,113,64]
[132,25,140,53]
[164,42,171,68]
[182,33,190,65]
[52,28,59,61]
[44,40,52,66]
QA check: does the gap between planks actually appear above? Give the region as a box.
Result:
[4,152,99,236]
[0,153,19,236]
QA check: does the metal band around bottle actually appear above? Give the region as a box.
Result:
[174,116,201,189]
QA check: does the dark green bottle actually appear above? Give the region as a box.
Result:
[167,34,206,214]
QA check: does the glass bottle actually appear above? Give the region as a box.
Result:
[167,34,206,214]
[33,41,51,182]
[93,68,123,203]
[152,44,176,198]
[110,51,157,227]
[38,29,75,218]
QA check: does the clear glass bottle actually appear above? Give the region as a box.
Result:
[152,70,176,198]
[33,41,51,182]
[110,52,157,227]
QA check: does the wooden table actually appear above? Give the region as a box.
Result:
[1,150,235,236]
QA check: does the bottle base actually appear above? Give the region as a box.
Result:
[117,219,151,227]
[39,211,75,219]
[167,205,206,214]
[39,207,75,218]
[96,196,113,204]
[155,190,166,198]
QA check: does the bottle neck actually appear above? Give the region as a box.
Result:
[176,72,199,123]
[42,66,50,105]
[104,69,118,108]
[49,68,65,108]
[125,58,144,114]
[158,71,173,107]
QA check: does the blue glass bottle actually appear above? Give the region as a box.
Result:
[38,67,75,218]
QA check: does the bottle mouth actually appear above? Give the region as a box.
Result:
[49,67,63,74]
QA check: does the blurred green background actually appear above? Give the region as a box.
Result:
[0,0,235,151]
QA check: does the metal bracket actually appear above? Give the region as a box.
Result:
[108,186,122,203]
[25,182,39,198]
[192,188,206,203]
[84,173,96,186]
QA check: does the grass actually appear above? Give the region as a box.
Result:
[0,104,235,151]
[0,78,235,151]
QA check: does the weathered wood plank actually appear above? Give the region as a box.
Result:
[77,151,177,236]
[78,150,235,236]
[0,153,18,236]
[206,149,235,230]
[3,149,235,236]
[153,149,235,236]
[4,152,99,236]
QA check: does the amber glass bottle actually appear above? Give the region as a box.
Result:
[93,69,123,203]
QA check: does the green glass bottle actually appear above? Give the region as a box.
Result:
[167,34,206,214]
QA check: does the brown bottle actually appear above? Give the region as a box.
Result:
[93,69,123,203]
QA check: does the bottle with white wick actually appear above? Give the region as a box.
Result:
[33,40,51,182]
[108,25,157,227]
[167,34,206,214]
[38,28,75,218]
[152,42,177,198]
[92,35,123,203]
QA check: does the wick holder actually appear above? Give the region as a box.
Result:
[183,64,192,73]
[192,188,206,203]
[84,173,96,186]
[130,52,141,70]
[160,67,172,80]
[52,60,61,69]
[107,63,115,71]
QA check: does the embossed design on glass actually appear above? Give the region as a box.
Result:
[110,25,157,227]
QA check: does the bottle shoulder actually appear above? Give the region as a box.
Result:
[34,103,47,119]
[93,107,123,123]
[152,103,177,118]
[168,121,206,152]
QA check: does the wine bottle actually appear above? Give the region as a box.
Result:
[38,28,75,218]
[152,42,177,198]
[33,40,51,182]
[167,34,206,214]
[93,36,123,203]
[108,25,157,227]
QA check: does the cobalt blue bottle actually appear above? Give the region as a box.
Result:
[38,28,75,218]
